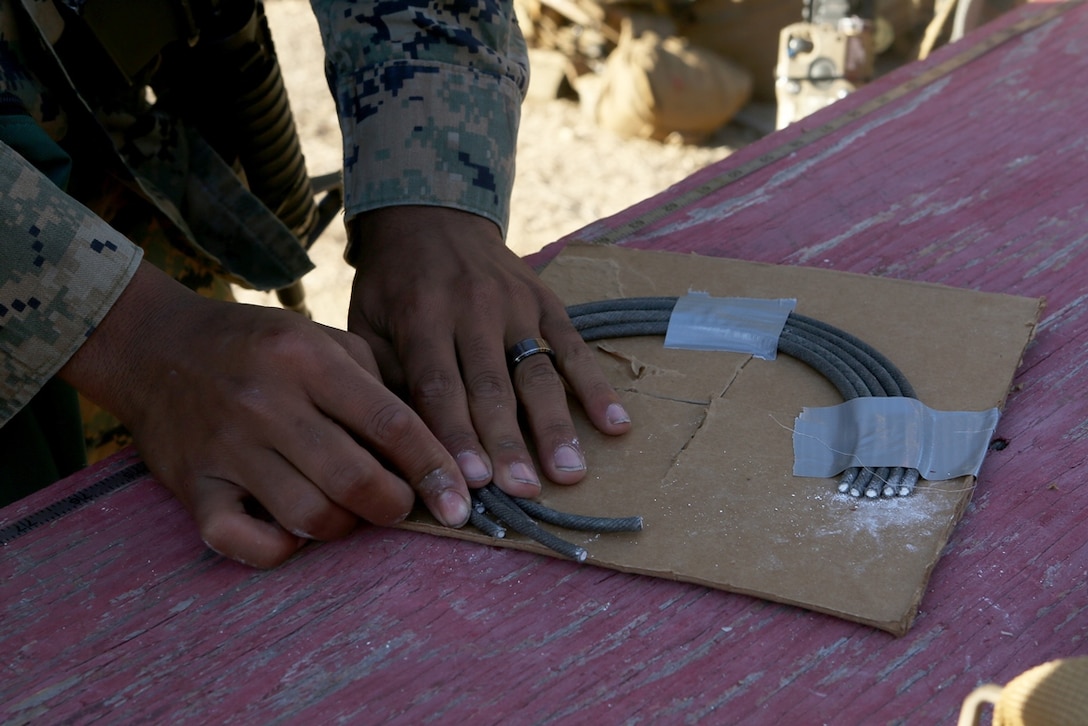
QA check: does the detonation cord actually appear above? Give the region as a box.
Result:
[471,296,920,561]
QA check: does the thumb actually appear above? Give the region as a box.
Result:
[189,476,307,568]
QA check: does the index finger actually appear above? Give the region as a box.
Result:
[543,313,632,437]
[309,337,472,528]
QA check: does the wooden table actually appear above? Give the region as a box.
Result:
[4,3,1087,722]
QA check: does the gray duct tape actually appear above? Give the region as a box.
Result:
[664,293,797,360]
[792,397,1000,480]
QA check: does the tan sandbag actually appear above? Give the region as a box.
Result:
[677,0,799,102]
[593,19,752,143]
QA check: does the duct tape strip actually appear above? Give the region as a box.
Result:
[792,397,1000,480]
[664,293,797,360]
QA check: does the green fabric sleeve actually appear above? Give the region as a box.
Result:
[0,94,87,504]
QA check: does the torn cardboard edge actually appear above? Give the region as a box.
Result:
[398,245,1043,636]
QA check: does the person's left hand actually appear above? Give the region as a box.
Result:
[345,206,631,499]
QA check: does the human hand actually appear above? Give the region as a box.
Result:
[344,206,631,498]
[60,262,470,567]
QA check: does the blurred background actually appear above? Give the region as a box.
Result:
[238,0,1022,326]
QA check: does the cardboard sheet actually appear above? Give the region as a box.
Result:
[399,245,1043,635]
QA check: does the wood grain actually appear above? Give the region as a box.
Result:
[4,3,1088,722]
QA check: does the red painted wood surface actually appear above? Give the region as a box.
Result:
[4,3,1087,723]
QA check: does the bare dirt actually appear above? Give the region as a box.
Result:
[239,0,761,326]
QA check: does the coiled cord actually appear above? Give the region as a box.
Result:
[471,296,920,561]
[569,296,921,498]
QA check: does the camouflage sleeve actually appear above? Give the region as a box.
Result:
[309,0,529,236]
[0,139,142,425]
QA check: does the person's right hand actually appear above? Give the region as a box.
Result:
[59,261,470,568]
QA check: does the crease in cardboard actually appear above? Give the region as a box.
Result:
[550,254,660,301]
[596,342,755,406]
[620,390,712,407]
[671,404,711,469]
[717,355,754,401]
[608,389,710,465]
[597,342,677,381]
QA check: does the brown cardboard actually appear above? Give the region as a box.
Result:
[398,245,1043,635]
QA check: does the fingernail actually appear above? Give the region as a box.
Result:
[438,490,471,528]
[553,443,586,473]
[457,451,492,483]
[607,403,631,425]
[510,462,540,488]
[419,469,471,527]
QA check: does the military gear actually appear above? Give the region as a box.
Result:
[0,0,528,494]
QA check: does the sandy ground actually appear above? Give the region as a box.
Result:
[235,0,763,327]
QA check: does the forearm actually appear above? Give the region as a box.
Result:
[56,261,193,429]
[309,0,528,234]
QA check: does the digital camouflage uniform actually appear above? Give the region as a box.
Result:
[0,0,529,501]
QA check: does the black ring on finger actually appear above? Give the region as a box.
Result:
[506,337,555,368]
